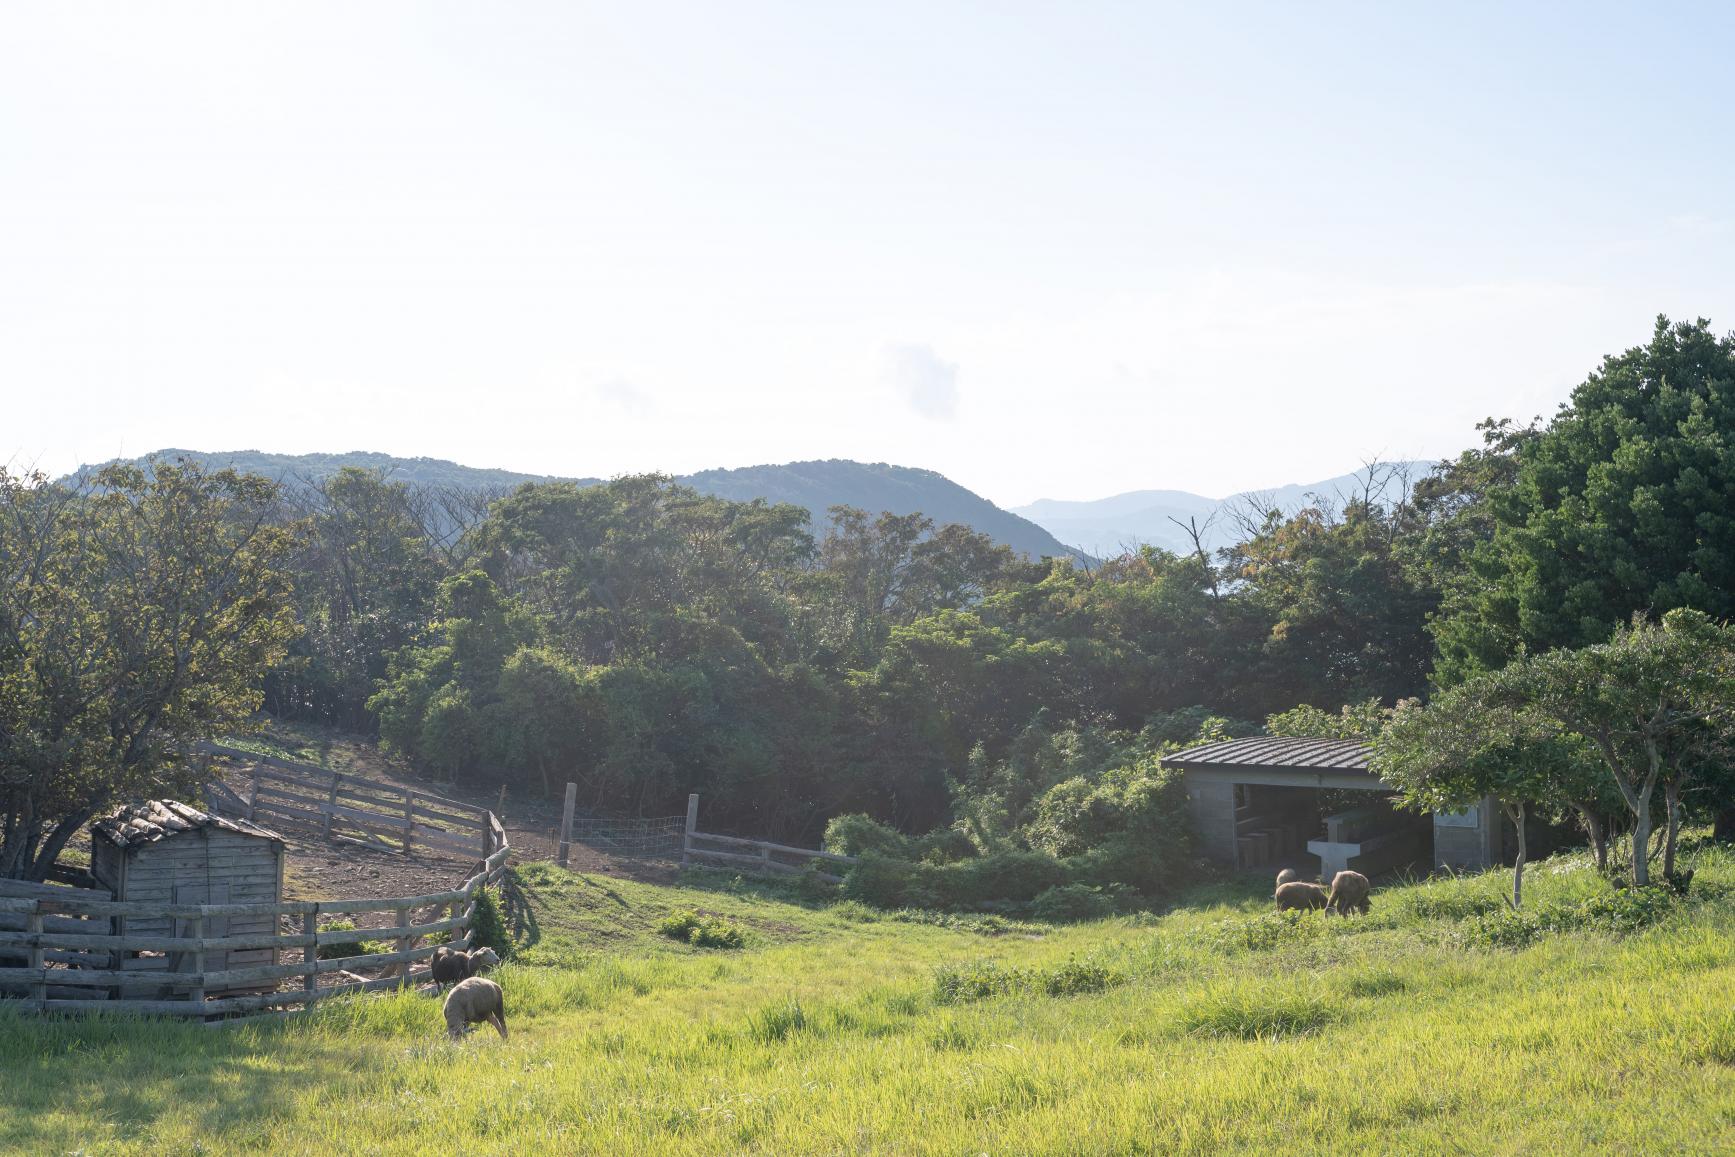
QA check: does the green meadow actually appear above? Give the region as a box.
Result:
[7,851,1735,1155]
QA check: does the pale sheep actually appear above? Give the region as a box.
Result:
[443,976,508,1042]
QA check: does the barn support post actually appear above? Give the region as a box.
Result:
[558,783,578,869]
[683,794,699,867]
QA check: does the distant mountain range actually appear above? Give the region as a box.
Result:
[69,450,1086,562]
[1011,463,1433,557]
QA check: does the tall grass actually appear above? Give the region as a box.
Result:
[4,846,1735,1153]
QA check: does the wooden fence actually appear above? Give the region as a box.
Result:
[678,794,857,883]
[204,744,498,861]
[0,757,512,1025]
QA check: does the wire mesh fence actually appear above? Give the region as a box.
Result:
[564,814,687,859]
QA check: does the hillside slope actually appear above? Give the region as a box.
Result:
[69,451,1084,561]
[4,848,1733,1153]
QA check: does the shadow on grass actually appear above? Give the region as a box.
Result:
[496,868,542,951]
[669,864,841,911]
[0,1014,329,1151]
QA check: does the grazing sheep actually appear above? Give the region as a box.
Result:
[430,945,500,991]
[1274,868,1299,889]
[1327,870,1372,916]
[1274,881,1330,912]
[443,976,508,1041]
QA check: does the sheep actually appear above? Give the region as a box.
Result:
[443,976,508,1042]
[1274,881,1330,912]
[1326,870,1371,916]
[1274,868,1299,889]
[430,945,500,992]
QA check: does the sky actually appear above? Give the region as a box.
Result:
[5,2,1734,507]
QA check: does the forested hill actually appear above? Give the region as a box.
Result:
[1013,461,1432,557]
[683,460,1083,562]
[67,448,581,492]
[67,450,1085,562]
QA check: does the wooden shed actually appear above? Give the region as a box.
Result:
[90,800,287,986]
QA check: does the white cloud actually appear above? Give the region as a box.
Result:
[593,379,656,416]
[883,344,959,421]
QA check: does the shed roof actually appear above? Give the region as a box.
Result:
[1162,735,1372,771]
[92,799,286,850]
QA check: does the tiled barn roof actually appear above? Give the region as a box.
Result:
[1162,735,1372,771]
[92,799,286,849]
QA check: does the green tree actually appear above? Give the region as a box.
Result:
[1378,694,1603,907]
[1386,609,1735,888]
[1432,317,1735,681]
[0,461,299,880]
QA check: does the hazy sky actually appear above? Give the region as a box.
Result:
[5,3,1734,506]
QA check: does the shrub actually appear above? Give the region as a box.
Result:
[1040,955,1122,996]
[933,954,1125,1003]
[825,814,918,859]
[933,960,1032,1004]
[825,814,976,864]
[1179,986,1340,1039]
[659,908,745,949]
[937,850,1072,907]
[1455,885,1680,949]
[1208,909,1329,953]
[468,886,513,956]
[1031,883,1115,923]
[841,853,939,910]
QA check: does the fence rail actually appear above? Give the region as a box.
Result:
[1,748,514,1025]
[202,743,494,861]
[677,795,857,883]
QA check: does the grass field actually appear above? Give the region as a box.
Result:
[7,849,1735,1154]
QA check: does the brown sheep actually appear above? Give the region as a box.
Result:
[443,976,508,1041]
[1274,868,1299,889]
[430,945,500,992]
[1274,881,1329,912]
[1326,870,1371,915]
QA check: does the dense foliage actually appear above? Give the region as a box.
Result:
[0,462,299,879]
[17,313,1735,903]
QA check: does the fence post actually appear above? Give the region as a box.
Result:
[683,794,699,867]
[324,774,338,840]
[558,782,578,869]
[395,904,413,990]
[401,790,415,858]
[188,913,207,1013]
[302,910,318,1004]
[247,770,259,823]
[26,905,44,1008]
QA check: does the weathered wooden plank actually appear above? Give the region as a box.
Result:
[688,831,856,863]
[0,879,112,901]
[316,886,470,914]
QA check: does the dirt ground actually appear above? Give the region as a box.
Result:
[215,723,681,917]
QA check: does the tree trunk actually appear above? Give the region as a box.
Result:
[1505,801,1527,910]
[1632,793,1653,888]
[1575,803,1608,871]
[1663,780,1681,881]
[28,813,90,883]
